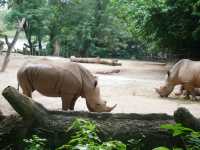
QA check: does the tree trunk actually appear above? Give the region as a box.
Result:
[0,86,187,150]
[0,18,26,72]
[25,31,34,55]
[70,56,122,66]
[53,39,60,56]
[38,35,43,55]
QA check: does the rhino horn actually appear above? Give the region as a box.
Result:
[106,104,117,112]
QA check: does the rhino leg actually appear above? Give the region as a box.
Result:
[184,84,197,100]
[190,91,198,101]
[19,83,33,98]
[178,85,190,99]
[61,95,75,110]
[22,89,32,98]
[69,96,78,110]
[183,91,190,99]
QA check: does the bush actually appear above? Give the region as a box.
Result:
[153,123,200,150]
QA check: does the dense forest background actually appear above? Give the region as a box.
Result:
[0,0,200,59]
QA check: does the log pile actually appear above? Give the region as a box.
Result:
[1,86,199,149]
[70,56,122,66]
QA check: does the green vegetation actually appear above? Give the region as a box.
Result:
[0,9,7,32]
[57,118,126,150]
[1,0,200,58]
[24,118,126,150]
[22,120,200,150]
[153,123,200,150]
[24,135,48,150]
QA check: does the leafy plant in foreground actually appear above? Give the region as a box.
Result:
[153,123,200,150]
[152,147,182,150]
[23,135,48,150]
[56,118,126,150]
[23,118,126,150]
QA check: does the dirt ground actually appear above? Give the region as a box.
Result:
[1,54,200,117]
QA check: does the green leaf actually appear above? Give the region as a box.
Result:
[152,146,170,150]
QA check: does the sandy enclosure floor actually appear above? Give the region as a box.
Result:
[1,55,200,117]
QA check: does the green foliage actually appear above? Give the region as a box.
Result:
[4,0,200,58]
[111,0,200,57]
[161,123,194,136]
[152,147,182,150]
[152,147,170,150]
[154,123,200,150]
[47,0,136,58]
[23,135,48,150]
[5,0,51,54]
[56,118,126,150]
[23,119,126,150]
[110,0,165,51]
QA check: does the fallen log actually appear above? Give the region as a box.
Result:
[70,56,122,66]
[1,86,187,149]
[174,107,200,131]
[95,69,120,74]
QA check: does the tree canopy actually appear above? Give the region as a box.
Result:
[2,0,200,59]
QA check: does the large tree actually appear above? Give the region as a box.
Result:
[112,0,200,58]
[47,0,133,58]
[5,0,50,55]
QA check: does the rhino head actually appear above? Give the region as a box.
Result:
[85,82,117,112]
[155,84,174,97]
[155,70,176,97]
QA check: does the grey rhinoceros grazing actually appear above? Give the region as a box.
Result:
[155,59,200,100]
[17,58,116,112]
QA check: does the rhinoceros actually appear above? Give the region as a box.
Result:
[155,59,200,99]
[17,58,117,112]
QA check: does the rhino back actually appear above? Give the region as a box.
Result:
[169,59,200,85]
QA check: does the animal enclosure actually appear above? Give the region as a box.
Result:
[1,55,200,117]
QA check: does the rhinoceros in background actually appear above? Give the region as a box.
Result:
[17,58,117,112]
[155,59,200,100]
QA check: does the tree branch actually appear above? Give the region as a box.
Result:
[0,17,26,72]
[4,35,10,46]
